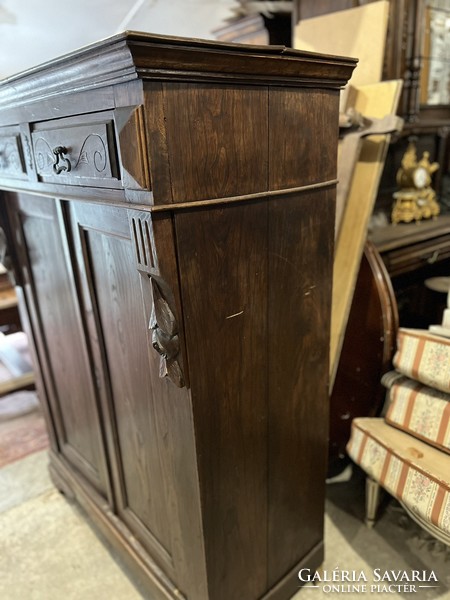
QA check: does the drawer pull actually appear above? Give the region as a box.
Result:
[52,146,72,175]
[426,250,440,264]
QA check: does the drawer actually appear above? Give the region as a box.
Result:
[31,111,120,188]
[0,127,27,181]
[382,234,450,277]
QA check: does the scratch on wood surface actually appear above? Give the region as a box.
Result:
[304,285,316,296]
[270,252,296,268]
[226,310,244,320]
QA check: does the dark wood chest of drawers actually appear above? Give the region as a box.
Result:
[0,33,355,599]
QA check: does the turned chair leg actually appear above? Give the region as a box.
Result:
[365,476,381,528]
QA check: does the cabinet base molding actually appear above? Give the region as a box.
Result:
[49,452,324,600]
[48,451,183,600]
[262,542,324,600]
[49,450,323,600]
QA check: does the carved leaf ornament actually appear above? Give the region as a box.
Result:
[149,277,185,388]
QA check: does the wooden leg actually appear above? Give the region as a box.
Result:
[365,476,381,528]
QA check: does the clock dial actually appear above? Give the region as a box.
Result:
[413,166,428,189]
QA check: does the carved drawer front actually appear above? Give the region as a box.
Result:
[0,127,27,181]
[31,111,120,188]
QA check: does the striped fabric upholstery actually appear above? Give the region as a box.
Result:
[393,328,450,393]
[347,418,450,536]
[386,378,450,454]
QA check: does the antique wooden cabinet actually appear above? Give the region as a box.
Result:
[0,33,355,599]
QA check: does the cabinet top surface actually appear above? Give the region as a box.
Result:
[0,30,356,110]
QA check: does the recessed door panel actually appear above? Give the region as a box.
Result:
[14,193,109,496]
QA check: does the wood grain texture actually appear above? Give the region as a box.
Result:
[147,180,338,213]
[128,35,356,87]
[49,450,180,600]
[269,87,340,189]
[175,201,269,600]
[0,126,27,181]
[137,273,207,598]
[87,229,175,570]
[69,201,206,599]
[0,178,142,207]
[143,83,173,205]
[14,285,58,451]
[0,33,356,115]
[162,83,269,203]
[267,189,334,584]
[0,87,117,129]
[114,105,150,191]
[32,111,120,188]
[135,206,206,596]
[262,541,324,600]
[13,193,109,496]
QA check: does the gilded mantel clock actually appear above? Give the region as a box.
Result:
[391,142,440,224]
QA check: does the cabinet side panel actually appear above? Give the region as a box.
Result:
[267,189,334,584]
[157,83,269,202]
[175,202,268,600]
[269,87,339,190]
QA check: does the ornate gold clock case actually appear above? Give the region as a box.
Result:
[392,142,440,224]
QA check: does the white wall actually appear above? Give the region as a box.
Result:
[0,0,237,79]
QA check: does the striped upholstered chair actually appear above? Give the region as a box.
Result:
[347,328,450,545]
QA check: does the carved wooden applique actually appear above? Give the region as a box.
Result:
[129,209,185,388]
[149,277,185,388]
[0,135,26,177]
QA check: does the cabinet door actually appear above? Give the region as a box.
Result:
[67,201,206,598]
[8,192,110,498]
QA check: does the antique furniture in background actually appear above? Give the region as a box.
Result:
[289,1,450,476]
[0,33,355,599]
[330,211,450,474]
[329,241,398,475]
[213,1,293,46]
[347,329,450,543]
[370,215,450,327]
[292,0,450,216]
